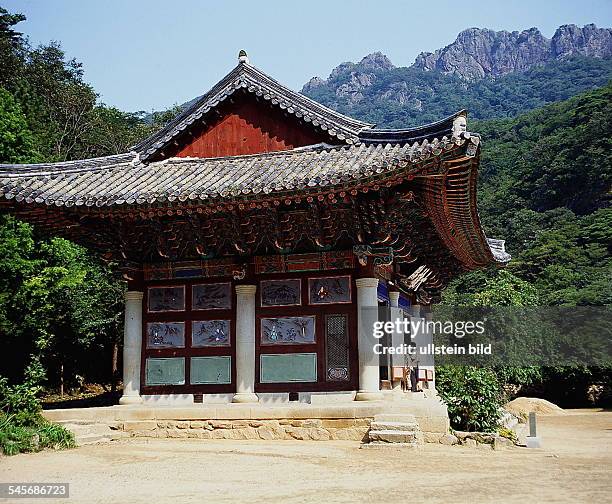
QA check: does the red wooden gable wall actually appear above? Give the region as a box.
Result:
[173,97,331,158]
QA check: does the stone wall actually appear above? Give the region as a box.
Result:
[115,418,372,441]
[423,431,515,449]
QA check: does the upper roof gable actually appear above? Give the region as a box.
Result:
[134,57,375,162]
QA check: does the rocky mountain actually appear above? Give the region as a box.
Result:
[302,52,394,99]
[301,24,612,128]
[413,24,612,80]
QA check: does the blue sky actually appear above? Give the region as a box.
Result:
[5,0,612,112]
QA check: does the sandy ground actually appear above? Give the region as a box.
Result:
[1,409,610,504]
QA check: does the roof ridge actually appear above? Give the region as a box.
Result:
[0,152,137,171]
[157,143,344,164]
[366,110,466,133]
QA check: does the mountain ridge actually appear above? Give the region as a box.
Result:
[303,23,612,91]
[414,24,612,80]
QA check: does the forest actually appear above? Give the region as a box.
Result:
[0,5,610,440]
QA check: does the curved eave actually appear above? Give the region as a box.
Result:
[414,137,508,267]
[358,110,467,145]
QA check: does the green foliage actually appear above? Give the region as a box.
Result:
[477,84,612,218]
[86,106,153,156]
[0,6,26,90]
[0,86,35,162]
[0,358,74,456]
[0,359,43,426]
[304,56,612,128]
[440,269,543,393]
[436,366,503,432]
[476,85,612,306]
[0,7,135,394]
[534,365,612,408]
[0,413,75,456]
[0,6,170,162]
[442,269,539,307]
[498,427,517,442]
[438,85,612,411]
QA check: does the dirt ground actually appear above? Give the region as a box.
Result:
[1,409,610,504]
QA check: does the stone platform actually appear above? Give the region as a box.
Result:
[43,396,449,445]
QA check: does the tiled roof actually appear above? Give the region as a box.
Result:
[134,62,374,161]
[0,135,474,208]
[0,56,508,270]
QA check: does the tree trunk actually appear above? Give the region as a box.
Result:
[60,362,64,397]
[111,340,119,393]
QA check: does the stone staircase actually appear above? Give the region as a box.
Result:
[363,413,422,448]
[58,421,118,446]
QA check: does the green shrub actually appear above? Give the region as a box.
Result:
[0,376,41,426]
[35,420,75,450]
[0,359,45,425]
[436,366,504,432]
[0,413,75,455]
[0,361,74,455]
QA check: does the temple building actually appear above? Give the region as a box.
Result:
[0,52,509,406]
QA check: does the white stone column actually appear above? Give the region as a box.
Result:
[232,285,259,403]
[423,309,436,391]
[119,291,144,405]
[389,291,404,390]
[389,291,400,308]
[355,277,383,401]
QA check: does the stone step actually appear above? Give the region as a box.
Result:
[404,391,426,400]
[61,423,113,437]
[360,442,419,450]
[372,413,417,424]
[57,419,101,426]
[370,421,420,432]
[75,433,112,446]
[368,430,419,444]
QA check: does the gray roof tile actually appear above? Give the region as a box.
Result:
[0,137,469,208]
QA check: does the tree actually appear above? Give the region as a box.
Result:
[441,268,539,307]
[84,107,153,157]
[0,6,26,90]
[0,87,35,163]
[0,216,124,393]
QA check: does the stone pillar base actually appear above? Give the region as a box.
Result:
[119,394,143,405]
[232,392,259,403]
[355,390,384,401]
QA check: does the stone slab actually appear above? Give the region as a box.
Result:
[370,421,420,432]
[360,442,419,450]
[368,430,418,443]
